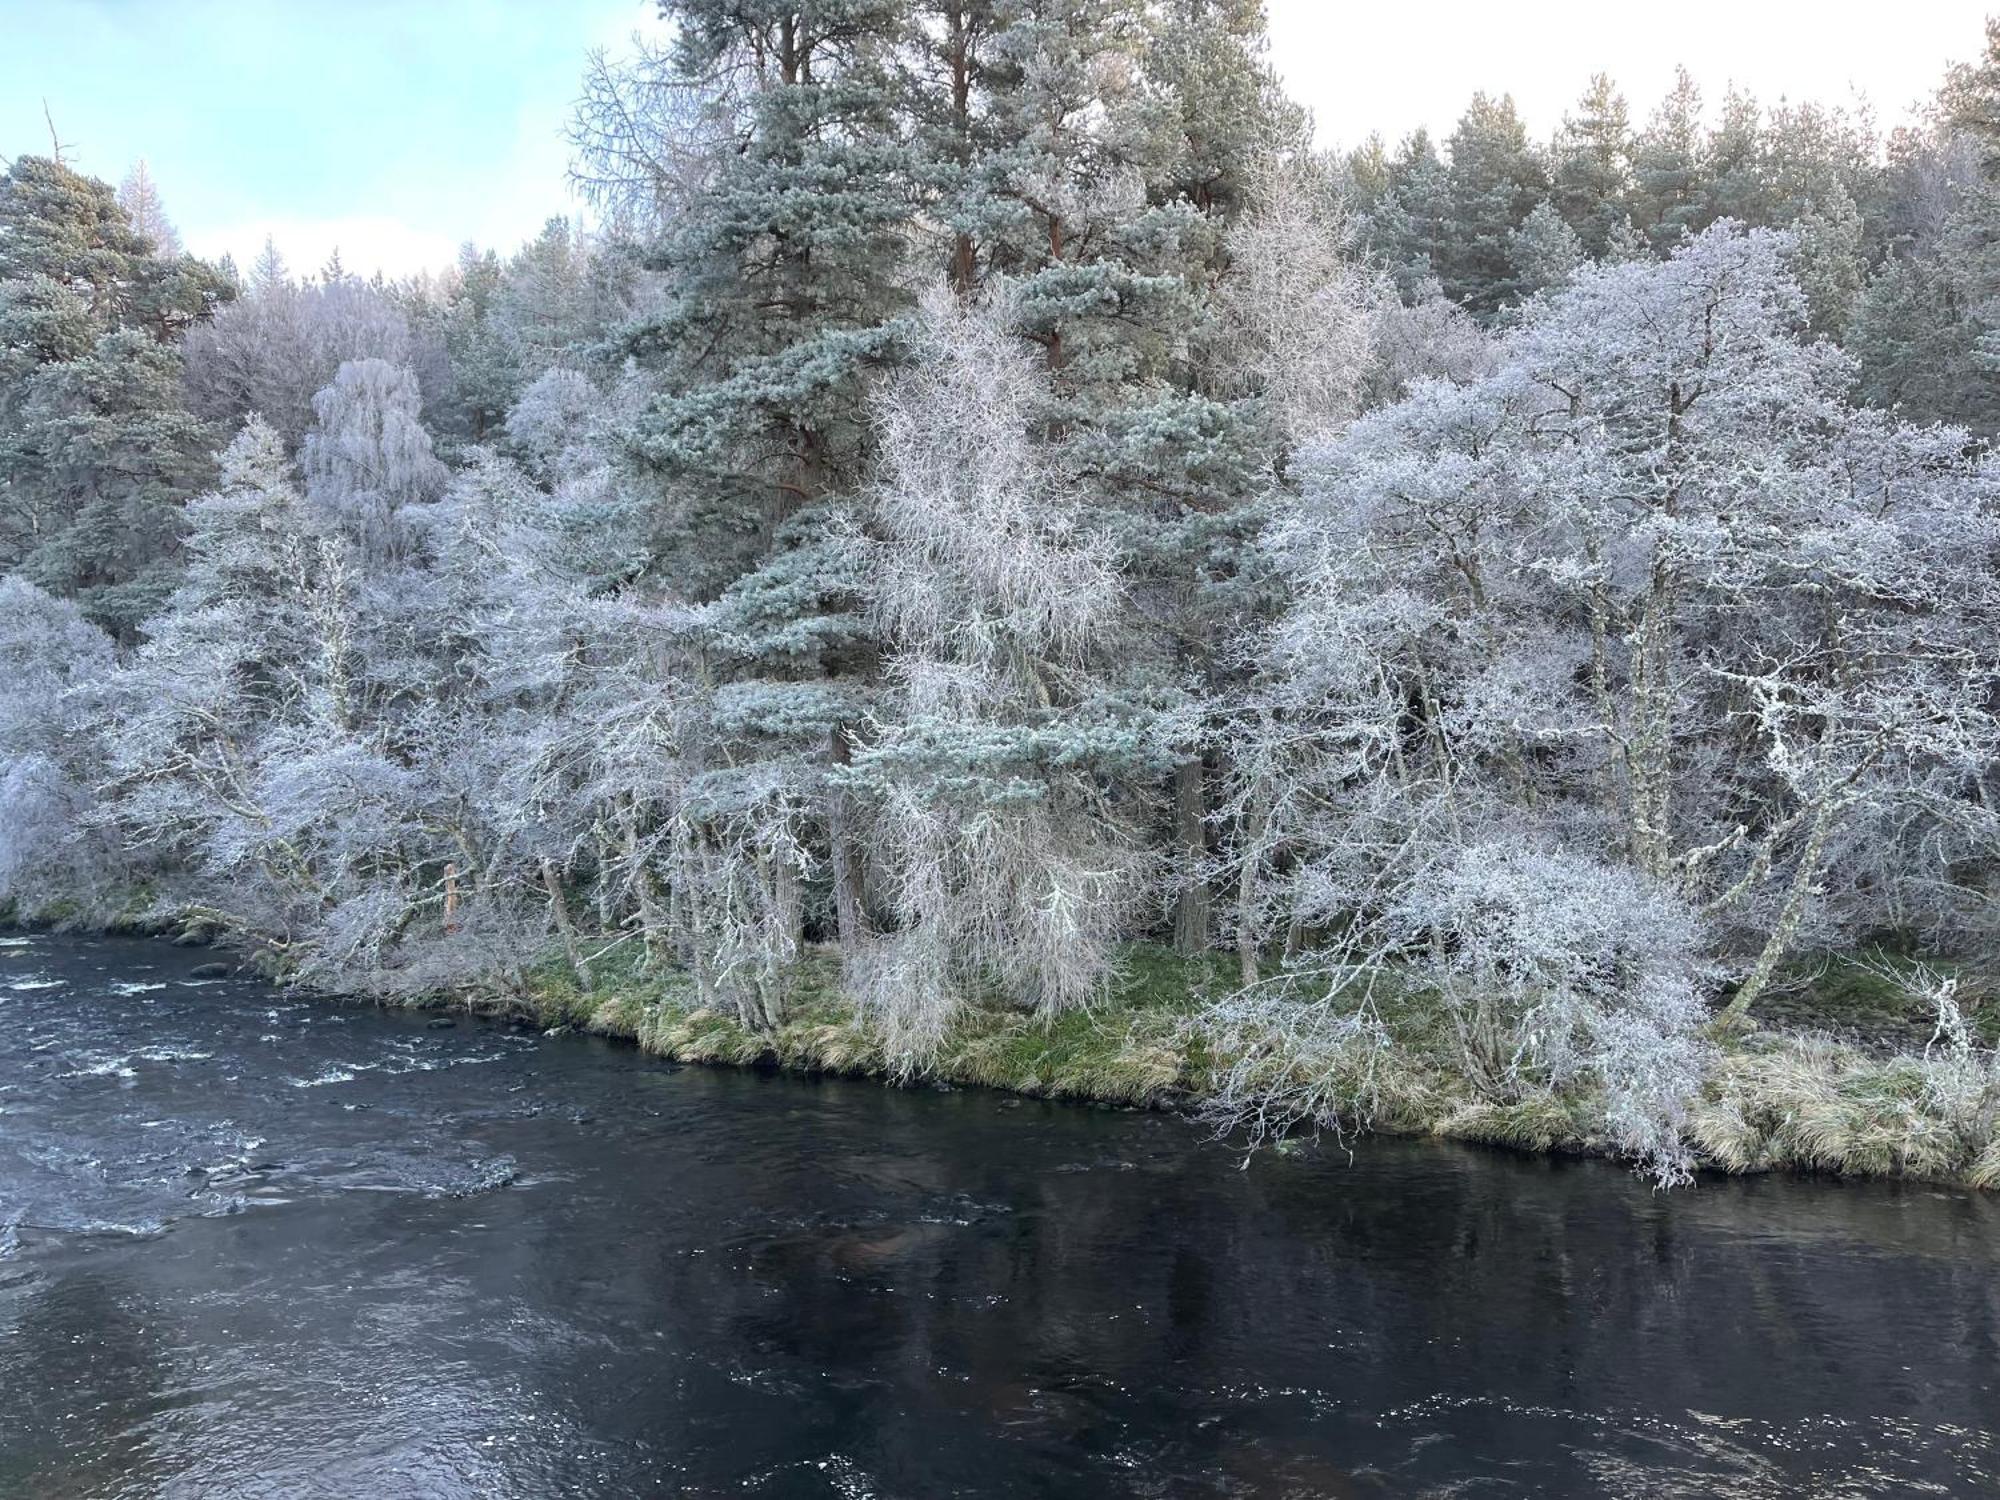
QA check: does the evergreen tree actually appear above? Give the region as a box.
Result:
[602,1,922,978]
[1440,93,1549,316]
[0,155,230,633]
[1630,67,1709,253]
[433,243,514,445]
[1507,198,1586,298]
[974,0,1185,388]
[1360,128,1453,297]
[1550,73,1634,256]
[1702,86,1768,225]
[618,0,913,593]
[1851,20,2000,431]
[904,0,1003,292]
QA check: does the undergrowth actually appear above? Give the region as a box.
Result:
[340,937,2000,1190]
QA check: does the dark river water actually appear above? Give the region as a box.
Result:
[1,934,1996,1497]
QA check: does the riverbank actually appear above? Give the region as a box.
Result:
[491,942,2000,1191]
[9,900,1995,1190]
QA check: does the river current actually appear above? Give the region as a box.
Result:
[1,932,1995,1497]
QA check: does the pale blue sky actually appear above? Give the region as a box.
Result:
[4,1,1986,279]
[4,0,669,275]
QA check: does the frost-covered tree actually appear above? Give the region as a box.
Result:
[504,366,606,484]
[102,418,340,941]
[0,578,124,915]
[426,244,514,445]
[569,32,742,239]
[958,1,1314,961]
[182,267,444,449]
[845,284,1161,1057]
[300,359,448,562]
[492,217,625,376]
[1220,223,2000,1177]
[1208,153,1373,448]
[116,160,182,257]
[16,4,2000,1178]
[1162,148,1375,950]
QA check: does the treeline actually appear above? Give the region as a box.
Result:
[3,3,1999,1183]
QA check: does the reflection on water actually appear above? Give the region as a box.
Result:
[1,933,1996,1497]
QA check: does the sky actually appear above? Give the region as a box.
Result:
[1,1,1989,280]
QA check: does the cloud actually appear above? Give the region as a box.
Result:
[186,215,468,281]
[1265,0,1973,151]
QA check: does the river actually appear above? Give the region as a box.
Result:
[1,933,1995,1497]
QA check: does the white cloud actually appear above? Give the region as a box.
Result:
[186,214,467,281]
[1265,0,1979,151]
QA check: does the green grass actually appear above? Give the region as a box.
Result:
[1750,951,1996,1047]
[280,934,2000,1191]
[502,940,1213,1106]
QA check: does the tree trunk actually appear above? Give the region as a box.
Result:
[825,724,871,953]
[618,801,665,963]
[540,859,592,995]
[1627,582,1677,882]
[1235,781,1271,988]
[1172,757,1211,956]
[1716,800,1837,1026]
[947,1,977,296]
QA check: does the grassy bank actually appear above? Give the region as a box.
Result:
[15,894,1992,1190]
[462,942,2000,1191]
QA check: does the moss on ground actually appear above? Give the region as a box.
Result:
[1750,952,1996,1048]
[35,915,1962,1191]
[432,940,1998,1191]
[513,942,1212,1106]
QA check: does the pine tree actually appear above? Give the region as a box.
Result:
[0,155,231,633]
[1096,0,1312,957]
[1440,93,1549,316]
[974,0,1184,388]
[597,2,922,983]
[434,244,514,444]
[1702,86,1768,225]
[1360,128,1453,297]
[1508,198,1586,298]
[1550,74,1634,256]
[618,1,914,592]
[904,0,1003,293]
[1850,20,2000,431]
[1630,67,1709,254]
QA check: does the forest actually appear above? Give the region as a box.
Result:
[3,1,2000,1189]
